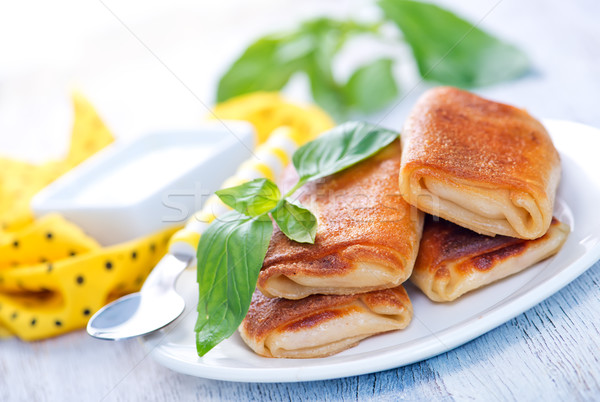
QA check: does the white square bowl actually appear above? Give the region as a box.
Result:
[32,121,255,245]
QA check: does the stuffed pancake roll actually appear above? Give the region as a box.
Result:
[258,142,424,299]
[410,215,570,302]
[400,87,561,239]
[239,286,413,358]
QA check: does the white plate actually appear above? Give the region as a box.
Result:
[142,120,600,383]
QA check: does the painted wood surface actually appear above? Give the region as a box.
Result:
[2,265,599,401]
[2,0,600,400]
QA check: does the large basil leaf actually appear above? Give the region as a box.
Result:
[195,211,273,356]
[272,200,317,244]
[216,178,281,217]
[216,17,385,119]
[292,121,398,183]
[345,58,398,114]
[378,0,530,87]
[216,33,310,102]
[300,18,358,120]
[306,56,346,121]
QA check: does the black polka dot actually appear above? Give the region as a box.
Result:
[70,251,77,257]
[31,318,37,326]
[135,276,143,285]
[40,257,47,263]
[76,276,84,285]
[12,240,19,248]
[55,320,62,327]
[150,243,156,253]
[131,251,137,260]
[11,312,17,320]
[47,264,53,273]
[105,261,113,270]
[83,308,91,316]
[46,232,53,240]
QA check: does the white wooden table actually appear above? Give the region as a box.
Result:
[1,0,599,400]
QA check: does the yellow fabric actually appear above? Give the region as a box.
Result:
[211,92,334,145]
[0,93,113,233]
[0,93,176,340]
[0,226,176,341]
[0,214,100,268]
[0,91,333,341]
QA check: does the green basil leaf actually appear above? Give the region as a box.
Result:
[272,200,317,244]
[306,56,347,122]
[195,211,273,356]
[378,0,530,87]
[300,18,355,120]
[215,178,281,217]
[217,16,389,119]
[292,121,398,183]
[216,34,309,102]
[299,18,388,120]
[345,58,399,114]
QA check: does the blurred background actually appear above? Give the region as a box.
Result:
[2,0,599,163]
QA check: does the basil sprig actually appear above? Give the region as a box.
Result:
[272,200,317,244]
[195,121,398,355]
[378,0,529,87]
[216,18,388,120]
[216,178,281,217]
[216,2,529,120]
[195,211,273,356]
[292,121,398,184]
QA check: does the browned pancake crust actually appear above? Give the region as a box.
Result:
[241,286,411,341]
[401,86,560,192]
[260,141,420,284]
[416,215,561,278]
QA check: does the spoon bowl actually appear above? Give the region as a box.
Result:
[87,253,192,340]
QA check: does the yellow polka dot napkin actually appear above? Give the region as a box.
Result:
[0,91,332,341]
[0,93,177,340]
[0,221,176,340]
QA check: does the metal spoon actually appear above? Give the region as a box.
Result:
[87,252,192,340]
[85,131,254,340]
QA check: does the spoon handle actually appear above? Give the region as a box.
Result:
[141,253,192,296]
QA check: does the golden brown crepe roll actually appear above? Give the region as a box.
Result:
[410,215,570,302]
[400,87,561,239]
[240,286,413,358]
[258,142,424,299]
